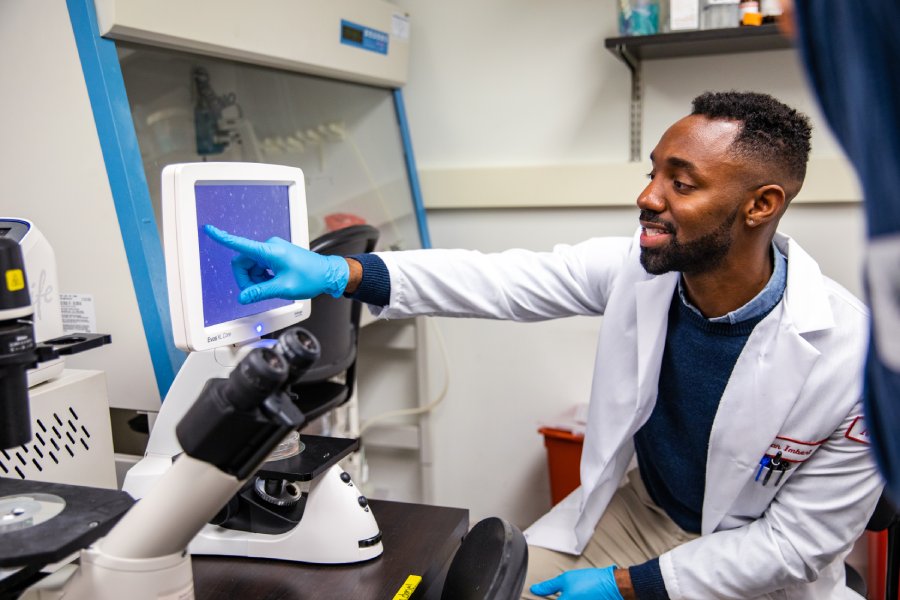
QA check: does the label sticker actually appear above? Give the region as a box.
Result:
[845,416,870,444]
[769,435,826,462]
[60,293,96,334]
[392,13,410,41]
[6,269,24,291]
[340,19,389,55]
[392,574,422,600]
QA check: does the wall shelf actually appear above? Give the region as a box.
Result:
[604,23,791,61]
[604,24,793,161]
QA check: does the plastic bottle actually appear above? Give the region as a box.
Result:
[739,0,761,25]
[618,0,661,36]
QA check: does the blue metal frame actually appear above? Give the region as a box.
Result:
[65,0,426,401]
[66,0,184,398]
[393,89,432,249]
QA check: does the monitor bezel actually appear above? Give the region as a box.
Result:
[163,162,310,353]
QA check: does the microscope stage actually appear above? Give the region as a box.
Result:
[0,477,134,568]
[256,435,358,481]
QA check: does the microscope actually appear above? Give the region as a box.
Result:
[0,228,353,597]
[0,233,132,598]
[3,322,330,597]
[123,162,382,564]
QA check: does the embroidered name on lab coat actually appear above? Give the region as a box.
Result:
[844,416,870,444]
[769,435,826,462]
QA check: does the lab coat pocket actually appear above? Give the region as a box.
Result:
[729,471,782,522]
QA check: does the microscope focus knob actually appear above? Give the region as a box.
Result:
[253,477,303,507]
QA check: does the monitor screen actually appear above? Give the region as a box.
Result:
[195,183,293,327]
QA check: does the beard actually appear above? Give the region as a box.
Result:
[639,207,739,275]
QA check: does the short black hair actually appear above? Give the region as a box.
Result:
[691,91,812,190]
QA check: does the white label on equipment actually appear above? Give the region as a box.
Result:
[60,293,97,334]
[392,13,410,41]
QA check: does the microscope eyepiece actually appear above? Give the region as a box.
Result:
[227,348,289,411]
[177,339,307,478]
[275,327,320,384]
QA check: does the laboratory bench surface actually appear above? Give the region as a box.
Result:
[192,499,469,599]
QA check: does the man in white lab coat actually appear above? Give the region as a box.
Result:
[206,91,881,599]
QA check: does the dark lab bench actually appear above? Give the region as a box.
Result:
[192,499,469,599]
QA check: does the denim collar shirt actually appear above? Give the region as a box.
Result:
[678,242,788,324]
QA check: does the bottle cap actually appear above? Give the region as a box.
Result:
[742,12,763,25]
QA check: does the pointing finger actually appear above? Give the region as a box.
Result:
[204,225,270,260]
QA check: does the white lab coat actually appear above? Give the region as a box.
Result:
[370,230,881,599]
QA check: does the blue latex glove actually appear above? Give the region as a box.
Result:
[203,225,350,303]
[530,566,624,600]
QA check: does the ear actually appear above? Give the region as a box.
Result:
[744,185,785,228]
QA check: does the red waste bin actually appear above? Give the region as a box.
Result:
[538,427,584,506]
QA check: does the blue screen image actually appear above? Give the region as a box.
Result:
[195,184,293,327]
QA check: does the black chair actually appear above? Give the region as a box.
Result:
[270,224,379,421]
[846,492,900,599]
[441,517,529,600]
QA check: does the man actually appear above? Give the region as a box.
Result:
[206,92,881,599]
[779,0,900,504]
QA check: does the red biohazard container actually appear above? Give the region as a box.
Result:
[538,427,584,506]
[867,529,892,600]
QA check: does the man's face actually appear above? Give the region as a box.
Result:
[637,115,749,275]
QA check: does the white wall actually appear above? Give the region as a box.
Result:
[396,0,630,167]
[386,0,866,529]
[0,0,161,412]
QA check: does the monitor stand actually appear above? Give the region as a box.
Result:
[123,341,383,565]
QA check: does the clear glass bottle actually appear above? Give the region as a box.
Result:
[701,0,740,29]
[659,0,671,32]
[760,0,782,23]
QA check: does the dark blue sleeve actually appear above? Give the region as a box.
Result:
[793,0,900,502]
[344,252,391,307]
[793,0,900,237]
[629,559,669,600]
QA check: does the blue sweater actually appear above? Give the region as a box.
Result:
[629,249,786,600]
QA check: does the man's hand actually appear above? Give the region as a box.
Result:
[530,566,625,600]
[203,225,350,303]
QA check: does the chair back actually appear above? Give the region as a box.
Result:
[295,224,379,384]
[867,493,900,532]
[440,517,528,600]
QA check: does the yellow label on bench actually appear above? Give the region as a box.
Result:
[392,574,422,599]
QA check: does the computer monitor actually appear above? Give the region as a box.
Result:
[162,162,310,352]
